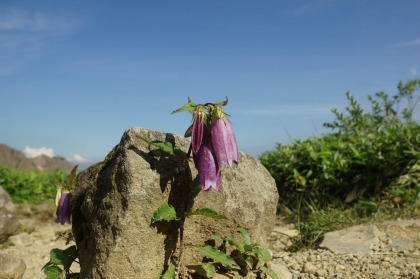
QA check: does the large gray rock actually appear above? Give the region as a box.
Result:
[0,250,26,279]
[72,127,278,279]
[0,187,19,242]
[319,225,380,254]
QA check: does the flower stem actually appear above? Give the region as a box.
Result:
[177,144,192,276]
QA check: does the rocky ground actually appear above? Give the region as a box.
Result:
[268,218,420,279]
[1,204,80,279]
[2,205,419,279]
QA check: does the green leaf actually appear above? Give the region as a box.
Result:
[137,136,187,158]
[188,263,216,278]
[43,266,65,279]
[244,256,254,269]
[171,101,197,115]
[152,204,181,222]
[232,270,241,279]
[225,237,244,252]
[243,244,253,252]
[185,208,226,219]
[251,247,272,261]
[260,266,278,279]
[190,176,201,193]
[192,245,239,269]
[49,247,77,269]
[161,263,176,279]
[238,228,251,245]
[137,136,175,155]
[64,245,78,262]
[210,235,224,245]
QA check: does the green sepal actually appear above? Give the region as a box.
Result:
[67,164,78,189]
[160,263,176,279]
[260,266,278,279]
[213,96,228,107]
[188,263,216,278]
[152,204,181,222]
[184,124,193,138]
[238,228,251,245]
[137,136,186,158]
[191,245,239,269]
[171,101,197,115]
[185,208,226,219]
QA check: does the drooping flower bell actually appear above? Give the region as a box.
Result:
[192,105,206,154]
[210,106,239,168]
[51,164,78,225]
[193,139,221,191]
[55,190,72,225]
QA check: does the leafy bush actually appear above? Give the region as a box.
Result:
[260,79,420,215]
[0,166,70,204]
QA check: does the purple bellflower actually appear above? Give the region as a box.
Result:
[193,139,221,191]
[210,107,239,168]
[55,190,72,225]
[192,105,205,154]
[52,164,78,225]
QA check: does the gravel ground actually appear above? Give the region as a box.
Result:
[2,209,419,279]
[268,218,420,279]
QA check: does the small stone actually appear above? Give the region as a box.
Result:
[7,233,32,247]
[302,262,317,274]
[316,269,327,276]
[0,250,26,279]
[368,264,379,271]
[267,262,292,279]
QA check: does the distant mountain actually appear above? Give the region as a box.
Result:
[0,144,74,172]
[0,144,37,170]
[30,154,74,172]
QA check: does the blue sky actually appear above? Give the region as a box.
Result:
[1,0,419,168]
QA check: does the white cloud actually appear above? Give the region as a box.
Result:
[72,154,92,164]
[398,38,420,46]
[24,146,54,158]
[0,8,84,75]
[410,67,418,75]
[243,104,337,116]
[0,8,83,33]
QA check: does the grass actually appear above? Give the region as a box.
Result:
[261,79,420,251]
[285,198,420,252]
[0,166,70,204]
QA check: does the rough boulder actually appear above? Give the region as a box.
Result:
[72,127,278,279]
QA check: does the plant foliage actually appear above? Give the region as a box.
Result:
[0,167,70,204]
[260,79,420,250]
[260,79,420,214]
[191,228,277,278]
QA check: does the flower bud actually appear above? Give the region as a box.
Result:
[192,105,206,154]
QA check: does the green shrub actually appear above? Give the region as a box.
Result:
[0,166,70,204]
[260,79,420,215]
